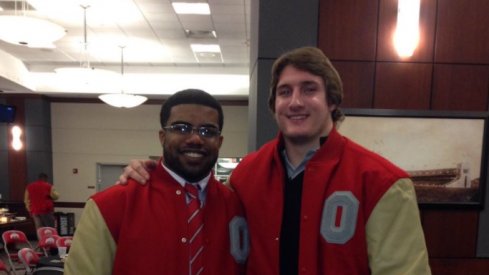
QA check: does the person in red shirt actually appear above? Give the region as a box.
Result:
[24,173,59,230]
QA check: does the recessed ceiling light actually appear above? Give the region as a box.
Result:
[172,2,210,15]
[191,44,221,53]
[185,30,217,39]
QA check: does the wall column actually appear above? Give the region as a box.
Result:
[0,95,52,201]
[248,0,320,151]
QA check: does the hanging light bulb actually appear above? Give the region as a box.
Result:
[98,46,147,108]
[55,5,118,91]
[393,0,421,58]
[0,0,65,48]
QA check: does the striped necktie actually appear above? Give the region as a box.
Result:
[185,183,204,275]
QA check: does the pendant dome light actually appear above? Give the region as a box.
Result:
[0,0,65,48]
[98,45,147,108]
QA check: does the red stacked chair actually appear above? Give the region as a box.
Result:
[17,248,40,274]
[2,230,36,274]
[36,227,60,256]
[0,259,10,274]
[36,227,58,241]
[56,236,73,253]
[38,235,60,256]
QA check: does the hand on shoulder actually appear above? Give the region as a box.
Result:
[116,159,157,185]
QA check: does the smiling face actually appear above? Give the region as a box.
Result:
[159,104,223,182]
[274,65,336,147]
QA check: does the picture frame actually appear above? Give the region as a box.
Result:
[339,109,489,208]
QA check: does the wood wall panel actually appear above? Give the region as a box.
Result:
[432,64,489,111]
[421,209,479,258]
[318,0,489,268]
[6,97,27,201]
[318,0,378,60]
[429,259,489,275]
[7,145,27,200]
[435,0,489,64]
[374,63,432,109]
[332,61,375,108]
[377,0,437,62]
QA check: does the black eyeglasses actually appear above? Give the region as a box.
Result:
[163,123,221,138]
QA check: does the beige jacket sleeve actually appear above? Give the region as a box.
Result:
[366,178,431,275]
[24,190,31,213]
[64,199,116,275]
[50,187,60,201]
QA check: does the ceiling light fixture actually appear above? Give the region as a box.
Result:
[191,44,221,53]
[55,5,118,91]
[172,2,210,15]
[98,46,147,108]
[0,0,65,48]
[191,44,222,63]
[394,0,420,58]
[185,29,217,39]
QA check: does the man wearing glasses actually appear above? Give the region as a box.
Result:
[118,47,430,275]
[65,89,248,275]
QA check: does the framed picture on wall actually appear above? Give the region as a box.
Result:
[339,109,489,208]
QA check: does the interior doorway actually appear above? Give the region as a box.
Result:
[96,164,126,192]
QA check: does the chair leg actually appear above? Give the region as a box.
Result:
[6,260,15,274]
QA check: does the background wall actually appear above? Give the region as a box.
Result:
[0,98,9,199]
[318,0,489,272]
[0,96,51,201]
[51,102,248,223]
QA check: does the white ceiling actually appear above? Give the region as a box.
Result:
[0,0,251,100]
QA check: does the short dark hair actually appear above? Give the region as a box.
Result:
[160,89,224,130]
[38,173,48,181]
[268,47,344,123]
